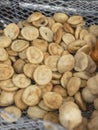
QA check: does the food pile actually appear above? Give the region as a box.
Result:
[0,12,98,130]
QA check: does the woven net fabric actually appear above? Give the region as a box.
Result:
[0,0,97,129]
[0,0,98,27]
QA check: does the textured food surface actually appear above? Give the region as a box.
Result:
[0,0,97,130]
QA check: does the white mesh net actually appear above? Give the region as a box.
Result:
[0,0,97,129]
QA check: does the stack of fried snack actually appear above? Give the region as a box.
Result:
[0,12,98,130]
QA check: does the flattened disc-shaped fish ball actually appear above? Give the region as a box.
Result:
[52,72,62,79]
[48,43,64,55]
[53,13,68,23]
[7,50,18,56]
[27,12,43,22]
[21,20,32,27]
[28,85,42,97]
[79,29,88,40]
[0,106,21,123]
[14,89,28,110]
[47,17,55,27]
[0,64,14,80]
[77,44,91,55]
[32,16,48,27]
[89,25,98,37]
[67,15,83,25]
[44,55,60,71]
[39,100,54,111]
[13,59,25,74]
[61,71,72,88]
[0,48,8,61]
[74,92,86,111]
[32,39,48,52]
[22,85,41,106]
[26,46,44,64]
[0,91,15,106]
[44,112,59,124]
[27,106,47,120]
[39,27,53,42]
[43,92,63,109]
[1,59,12,66]
[0,79,18,92]
[0,36,12,48]
[74,52,88,71]
[57,54,75,73]
[54,27,63,44]
[86,55,97,73]
[75,25,82,39]
[62,33,75,45]
[68,40,86,53]
[67,77,81,96]
[21,26,39,41]
[11,40,29,52]
[4,23,19,40]
[73,71,91,80]
[51,79,60,85]
[51,23,63,33]
[80,79,87,88]
[53,85,67,97]
[34,65,52,85]
[19,49,27,60]
[63,22,74,34]
[60,42,68,50]
[12,74,31,88]
[6,48,17,57]
[82,87,96,103]
[59,101,82,129]
[40,83,53,96]
[84,33,96,47]
[23,63,38,79]
[87,77,98,95]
